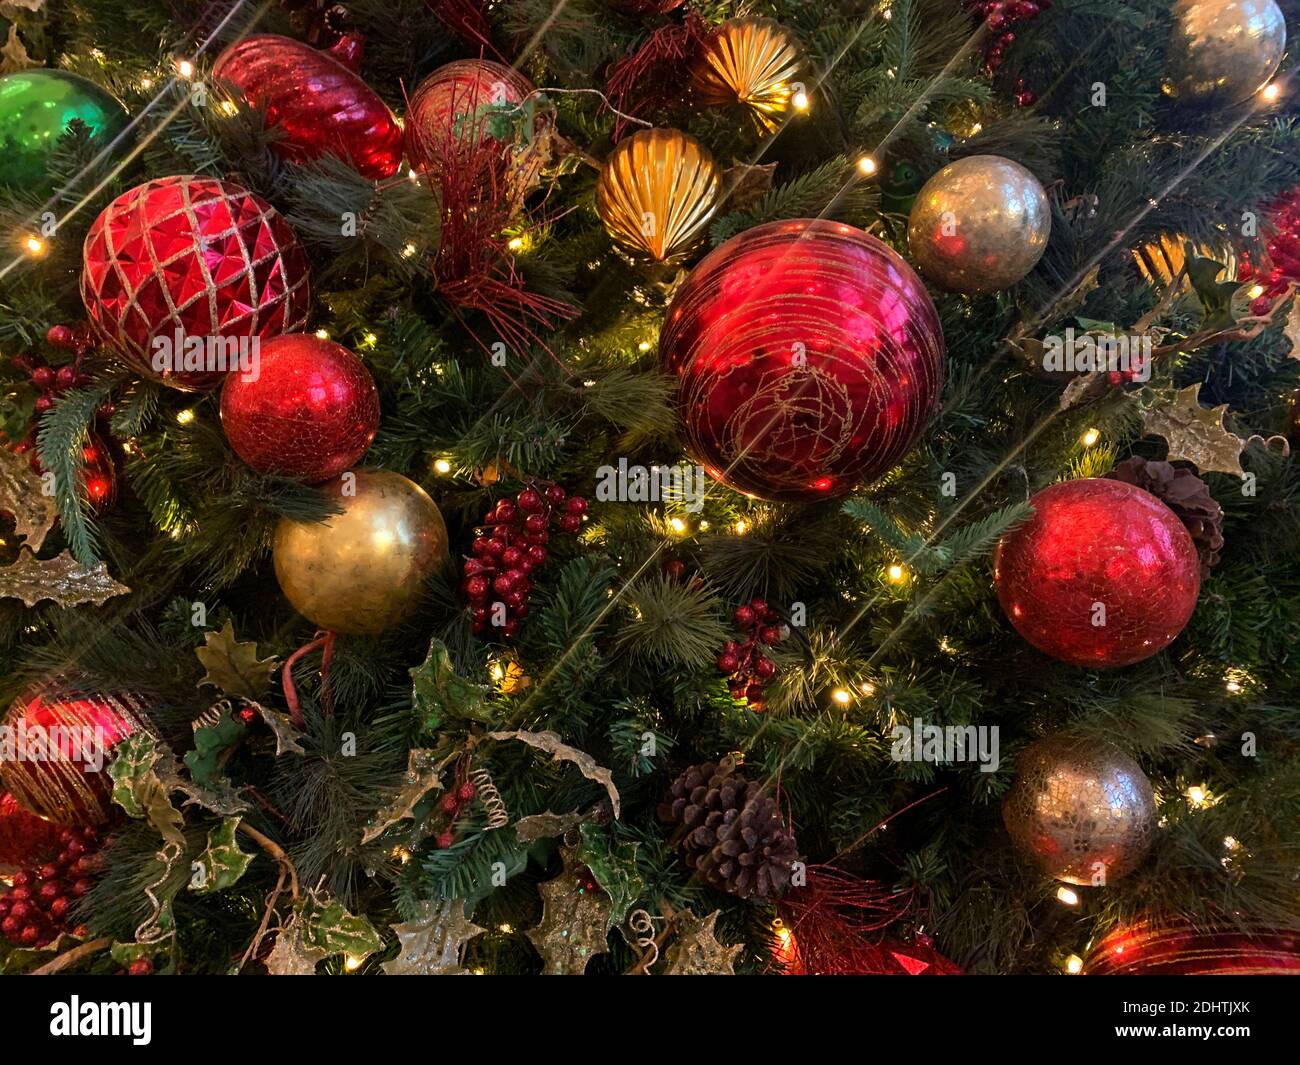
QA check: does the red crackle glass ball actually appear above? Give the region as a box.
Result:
[213,34,403,180]
[993,478,1201,668]
[1238,185,1300,302]
[660,218,945,501]
[220,333,380,483]
[404,59,534,171]
[80,176,311,392]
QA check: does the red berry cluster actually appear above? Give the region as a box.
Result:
[963,0,1048,73]
[1241,186,1300,312]
[717,598,785,712]
[434,778,479,850]
[0,825,99,949]
[462,482,588,638]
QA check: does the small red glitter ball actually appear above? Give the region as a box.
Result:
[660,219,945,501]
[1238,186,1300,301]
[404,59,533,171]
[220,334,379,483]
[993,479,1201,668]
[80,176,311,392]
[213,34,403,180]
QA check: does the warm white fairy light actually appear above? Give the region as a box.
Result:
[668,516,688,535]
[21,235,45,256]
[1080,427,1101,447]
[401,242,418,259]
[637,340,653,353]
[734,519,749,535]
[887,563,907,584]
[857,155,878,176]
[175,409,196,425]
[175,59,195,79]
[314,328,330,340]
[1064,954,1083,974]
[1260,82,1282,103]
[791,90,809,112]
[832,688,852,705]
[434,458,452,475]
[1056,886,1079,906]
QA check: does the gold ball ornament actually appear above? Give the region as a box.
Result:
[1163,0,1287,105]
[596,128,722,265]
[273,470,449,635]
[1002,735,1156,886]
[691,17,805,133]
[907,155,1051,294]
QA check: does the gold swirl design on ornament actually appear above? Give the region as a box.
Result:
[597,129,721,265]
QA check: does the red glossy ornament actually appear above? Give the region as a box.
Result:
[220,333,380,483]
[660,219,945,501]
[81,176,311,392]
[0,792,62,866]
[993,479,1201,668]
[1089,919,1300,975]
[404,59,534,171]
[0,691,153,827]
[1239,186,1300,302]
[213,34,403,180]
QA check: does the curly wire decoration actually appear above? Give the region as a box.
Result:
[470,768,508,829]
[626,908,660,969]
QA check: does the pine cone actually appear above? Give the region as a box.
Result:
[1107,457,1224,577]
[658,759,800,899]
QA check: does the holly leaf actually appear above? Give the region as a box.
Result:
[514,810,585,843]
[576,822,642,930]
[109,733,185,849]
[361,747,450,844]
[300,896,384,962]
[196,620,279,699]
[1143,383,1245,475]
[248,701,305,757]
[0,548,130,607]
[1185,247,1243,330]
[184,706,247,790]
[488,730,621,818]
[411,639,496,731]
[381,899,484,975]
[0,447,57,551]
[663,909,743,975]
[189,817,254,895]
[265,913,327,976]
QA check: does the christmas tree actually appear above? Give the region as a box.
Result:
[0,0,1298,981]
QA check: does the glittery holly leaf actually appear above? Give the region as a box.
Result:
[1285,299,1300,361]
[514,810,585,843]
[247,701,305,757]
[189,817,254,895]
[577,822,642,930]
[489,729,621,818]
[0,548,130,607]
[411,639,495,731]
[1143,383,1245,475]
[663,909,743,975]
[527,846,613,975]
[266,913,328,976]
[268,893,384,974]
[196,620,279,699]
[381,899,485,975]
[0,447,56,551]
[361,748,450,844]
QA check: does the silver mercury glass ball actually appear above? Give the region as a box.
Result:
[1163,0,1287,105]
[1002,734,1157,886]
[906,155,1051,295]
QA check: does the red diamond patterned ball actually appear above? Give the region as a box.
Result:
[994,478,1201,668]
[660,218,945,501]
[80,176,311,392]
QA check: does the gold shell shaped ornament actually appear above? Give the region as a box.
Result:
[273,470,449,635]
[690,17,804,133]
[1133,233,1237,287]
[596,128,722,265]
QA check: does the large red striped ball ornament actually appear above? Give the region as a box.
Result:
[660,219,945,501]
[1089,919,1300,975]
[994,479,1201,668]
[0,691,153,827]
[405,59,534,171]
[81,176,311,391]
[213,34,403,180]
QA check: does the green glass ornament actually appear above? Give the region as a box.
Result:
[0,70,132,192]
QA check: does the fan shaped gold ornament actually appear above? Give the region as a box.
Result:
[1163,0,1287,105]
[690,17,805,133]
[1133,233,1237,287]
[596,128,722,265]
[1002,734,1156,886]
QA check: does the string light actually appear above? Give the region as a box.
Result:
[887,563,907,584]
[637,340,653,353]
[433,458,452,475]
[791,89,809,112]
[363,332,378,346]
[507,236,526,251]
[1246,284,1265,300]
[1056,886,1079,906]
[832,688,851,705]
[1260,82,1282,103]
[344,955,362,972]
[218,100,238,117]
[175,59,195,79]
[1063,954,1084,974]
[314,328,330,340]
[1080,427,1101,447]
[734,519,749,535]
[175,409,195,425]
[140,77,154,90]
[857,155,878,176]
[668,516,688,535]
[21,235,45,257]
[400,242,418,259]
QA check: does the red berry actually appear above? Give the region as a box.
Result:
[502,619,520,638]
[495,500,518,523]
[440,793,460,814]
[19,924,39,945]
[544,484,566,504]
[39,863,59,881]
[464,558,487,577]
[9,901,32,922]
[72,879,92,897]
[492,573,516,596]
[64,838,85,859]
[760,625,782,645]
[436,830,456,849]
[526,544,548,566]
[31,366,55,389]
[557,514,581,533]
[46,324,74,348]
[664,560,686,580]
[38,880,64,902]
[49,897,70,919]
[717,652,740,673]
[523,513,547,534]
[750,597,769,615]
[734,605,756,628]
[97,401,116,419]
[745,683,766,702]
[129,957,153,976]
[565,496,588,515]
[518,487,543,512]
[513,602,530,619]
[501,546,524,567]
[465,575,490,601]
[1,916,19,938]
[457,782,477,801]
[755,656,777,678]
[34,394,56,413]
[55,365,78,391]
